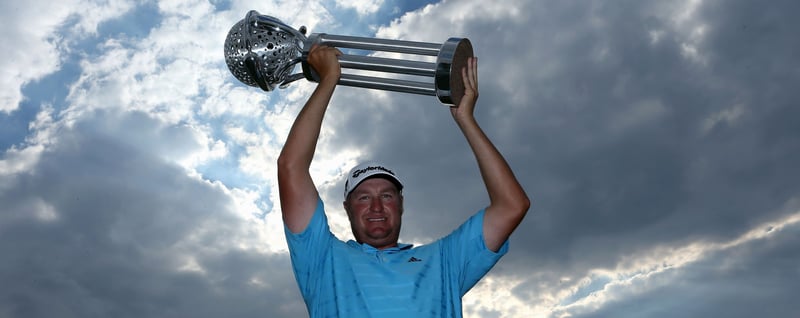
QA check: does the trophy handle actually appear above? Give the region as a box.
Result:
[300,34,473,103]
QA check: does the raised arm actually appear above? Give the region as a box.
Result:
[450,57,530,252]
[277,45,342,234]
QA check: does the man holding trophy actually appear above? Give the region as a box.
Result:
[277,45,529,317]
[226,11,530,317]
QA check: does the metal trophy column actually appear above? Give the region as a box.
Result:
[224,10,473,105]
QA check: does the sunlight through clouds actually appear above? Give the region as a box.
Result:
[548,209,800,317]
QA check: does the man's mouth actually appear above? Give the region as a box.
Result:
[367,217,386,222]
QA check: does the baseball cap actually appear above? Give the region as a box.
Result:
[344,162,403,199]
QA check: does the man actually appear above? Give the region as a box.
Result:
[277,44,530,317]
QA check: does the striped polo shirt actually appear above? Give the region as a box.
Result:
[285,197,508,318]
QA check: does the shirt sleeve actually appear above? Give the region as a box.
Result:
[284,197,334,299]
[440,209,510,295]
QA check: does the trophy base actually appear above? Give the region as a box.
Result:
[435,38,474,106]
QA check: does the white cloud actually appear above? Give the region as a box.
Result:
[335,0,383,16]
[702,103,745,133]
[463,275,539,317]
[0,0,135,113]
[0,104,59,191]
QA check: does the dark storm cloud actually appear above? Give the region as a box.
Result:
[0,110,304,318]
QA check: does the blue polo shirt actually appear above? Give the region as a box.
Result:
[284,197,509,318]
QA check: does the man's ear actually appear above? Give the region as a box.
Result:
[398,194,404,215]
[343,201,351,217]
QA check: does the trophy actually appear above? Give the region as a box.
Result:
[224,10,473,105]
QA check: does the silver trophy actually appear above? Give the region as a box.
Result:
[224,10,473,105]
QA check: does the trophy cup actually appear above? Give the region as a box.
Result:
[224,10,473,105]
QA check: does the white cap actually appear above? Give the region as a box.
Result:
[344,162,403,199]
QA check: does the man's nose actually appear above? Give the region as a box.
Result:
[370,197,383,211]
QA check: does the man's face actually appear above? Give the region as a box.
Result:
[343,177,403,250]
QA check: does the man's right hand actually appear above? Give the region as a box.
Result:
[278,44,342,234]
[307,45,342,83]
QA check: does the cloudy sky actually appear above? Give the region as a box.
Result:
[2,0,799,317]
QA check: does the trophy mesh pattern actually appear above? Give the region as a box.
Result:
[224,13,304,90]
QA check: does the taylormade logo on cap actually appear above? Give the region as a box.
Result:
[344,163,403,199]
[352,166,396,178]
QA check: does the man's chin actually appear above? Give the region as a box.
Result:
[366,230,390,241]
[364,232,397,245]
[365,224,390,235]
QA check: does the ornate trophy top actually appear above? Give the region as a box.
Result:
[224,10,308,91]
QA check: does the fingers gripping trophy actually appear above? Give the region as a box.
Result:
[224,10,474,105]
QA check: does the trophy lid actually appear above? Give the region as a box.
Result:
[224,11,308,91]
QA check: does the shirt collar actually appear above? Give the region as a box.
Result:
[347,240,413,253]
